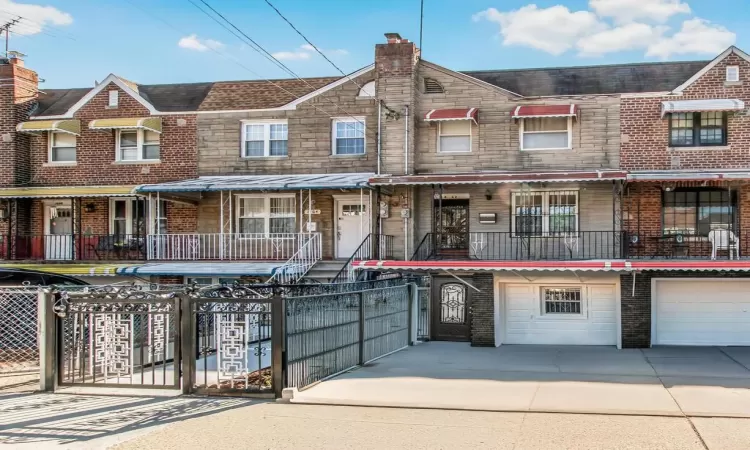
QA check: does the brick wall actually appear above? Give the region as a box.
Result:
[621,53,750,170]
[620,270,750,348]
[196,73,378,176]
[29,82,197,186]
[470,272,495,346]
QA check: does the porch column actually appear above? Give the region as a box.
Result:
[308,189,312,232]
[219,191,225,260]
[359,187,364,244]
[71,197,81,260]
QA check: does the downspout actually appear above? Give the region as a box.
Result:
[403,105,410,259]
[377,101,382,175]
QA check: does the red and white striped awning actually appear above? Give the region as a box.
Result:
[424,108,478,123]
[513,104,579,119]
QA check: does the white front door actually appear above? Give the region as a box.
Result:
[45,205,73,260]
[336,201,370,259]
[504,284,617,345]
[654,279,750,346]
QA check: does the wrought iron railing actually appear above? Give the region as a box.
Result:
[268,233,322,284]
[1,234,147,261]
[411,231,627,261]
[331,234,395,284]
[145,232,312,261]
[625,231,747,260]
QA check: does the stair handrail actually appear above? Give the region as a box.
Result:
[410,233,434,260]
[268,232,322,284]
[331,234,395,284]
[331,234,373,284]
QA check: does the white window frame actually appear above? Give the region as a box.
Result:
[331,117,366,155]
[240,120,289,158]
[235,194,296,237]
[519,116,573,151]
[109,198,166,235]
[726,65,740,82]
[185,276,240,286]
[437,120,472,153]
[538,286,587,319]
[510,190,579,236]
[115,129,160,162]
[48,131,77,163]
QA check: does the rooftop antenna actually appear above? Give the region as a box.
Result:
[1,18,21,56]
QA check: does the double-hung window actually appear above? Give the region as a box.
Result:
[332,118,365,155]
[662,188,736,236]
[49,132,76,163]
[110,198,167,237]
[117,129,160,161]
[242,122,288,157]
[512,190,578,236]
[520,117,571,150]
[669,112,727,147]
[237,195,296,235]
[438,121,471,153]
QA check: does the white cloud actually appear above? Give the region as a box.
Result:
[273,44,348,61]
[0,0,72,35]
[647,18,736,59]
[473,5,604,55]
[271,50,311,61]
[578,23,666,56]
[589,0,690,24]
[178,34,224,52]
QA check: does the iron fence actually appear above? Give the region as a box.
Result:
[285,284,411,390]
[0,288,39,373]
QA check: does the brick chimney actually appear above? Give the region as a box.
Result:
[0,52,39,187]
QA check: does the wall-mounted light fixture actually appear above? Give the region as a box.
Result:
[84,203,96,213]
[485,189,493,201]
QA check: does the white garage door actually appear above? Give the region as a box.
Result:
[504,284,617,345]
[654,280,750,346]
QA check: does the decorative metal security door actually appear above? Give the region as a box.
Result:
[431,278,471,341]
[434,199,470,258]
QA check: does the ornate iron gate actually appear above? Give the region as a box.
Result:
[53,287,181,389]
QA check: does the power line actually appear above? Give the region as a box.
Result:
[0,10,76,41]
[190,0,373,138]
[261,0,364,91]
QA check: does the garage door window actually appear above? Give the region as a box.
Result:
[542,287,582,315]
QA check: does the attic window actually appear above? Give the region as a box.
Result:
[358,81,375,98]
[423,78,444,94]
[726,66,739,82]
[108,90,119,108]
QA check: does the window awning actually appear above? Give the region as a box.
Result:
[89,117,162,133]
[661,99,745,118]
[424,108,478,123]
[0,185,137,199]
[16,119,81,136]
[117,262,283,277]
[628,170,750,181]
[513,104,579,119]
[137,173,374,193]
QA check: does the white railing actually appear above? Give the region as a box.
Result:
[146,233,314,261]
[268,233,322,284]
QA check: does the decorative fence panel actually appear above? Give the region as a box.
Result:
[0,288,39,374]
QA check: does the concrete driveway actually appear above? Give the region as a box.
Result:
[289,343,750,417]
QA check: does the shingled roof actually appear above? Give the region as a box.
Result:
[462,60,710,97]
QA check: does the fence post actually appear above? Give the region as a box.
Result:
[179,294,193,395]
[408,283,418,346]
[271,289,285,398]
[358,291,365,365]
[38,289,56,392]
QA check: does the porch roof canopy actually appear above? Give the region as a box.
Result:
[89,117,162,133]
[627,170,750,181]
[424,108,478,124]
[369,170,627,186]
[0,185,137,199]
[16,119,81,136]
[117,262,282,277]
[512,104,579,119]
[660,99,744,118]
[353,260,631,272]
[136,173,375,193]
[0,264,125,276]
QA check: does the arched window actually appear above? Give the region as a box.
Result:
[358,81,375,98]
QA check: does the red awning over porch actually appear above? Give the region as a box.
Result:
[424,108,478,123]
[353,260,631,272]
[369,170,627,186]
[512,104,579,119]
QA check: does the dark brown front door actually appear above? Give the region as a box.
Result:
[432,278,471,341]
[434,199,469,258]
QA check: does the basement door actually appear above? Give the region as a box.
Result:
[431,278,472,341]
[336,200,370,259]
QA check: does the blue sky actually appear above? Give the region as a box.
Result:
[6,0,750,88]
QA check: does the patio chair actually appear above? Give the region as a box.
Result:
[89,235,117,260]
[708,229,740,260]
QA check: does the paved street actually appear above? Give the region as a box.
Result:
[291,343,750,417]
